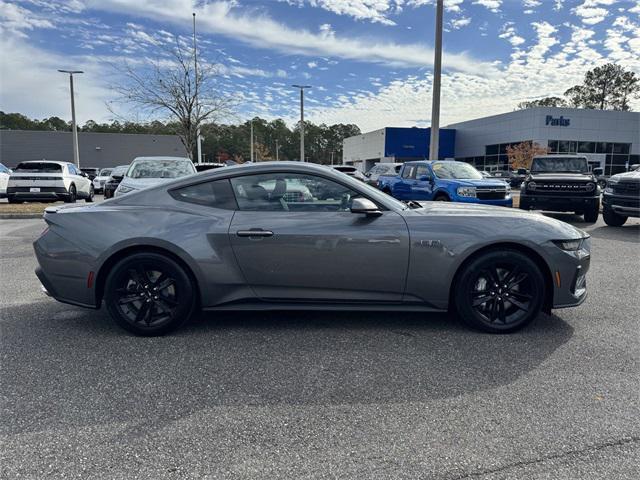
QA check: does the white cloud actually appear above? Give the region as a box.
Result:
[627,1,640,13]
[81,0,495,74]
[450,16,471,29]
[307,61,318,68]
[0,0,54,37]
[499,24,526,46]
[473,0,502,12]
[573,0,618,25]
[284,0,400,25]
[523,0,542,7]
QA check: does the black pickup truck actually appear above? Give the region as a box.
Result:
[602,167,640,226]
[519,155,600,223]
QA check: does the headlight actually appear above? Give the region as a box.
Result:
[585,182,595,192]
[553,238,583,251]
[117,185,136,194]
[527,181,537,191]
[604,180,617,193]
[457,186,476,197]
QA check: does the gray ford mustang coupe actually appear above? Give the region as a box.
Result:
[34,162,590,336]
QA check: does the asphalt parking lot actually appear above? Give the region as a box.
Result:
[1,214,639,479]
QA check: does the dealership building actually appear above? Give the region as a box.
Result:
[343,107,640,176]
[0,130,187,169]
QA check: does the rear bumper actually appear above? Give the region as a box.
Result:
[519,193,599,212]
[602,192,640,217]
[35,266,97,309]
[7,186,69,201]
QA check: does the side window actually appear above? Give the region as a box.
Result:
[230,173,364,212]
[401,165,416,179]
[68,164,78,175]
[415,165,430,179]
[170,179,237,210]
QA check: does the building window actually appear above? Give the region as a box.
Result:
[548,140,559,153]
[612,143,630,154]
[577,141,595,153]
[486,144,499,155]
[596,142,610,154]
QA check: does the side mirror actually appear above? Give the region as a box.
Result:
[593,167,603,176]
[350,197,382,216]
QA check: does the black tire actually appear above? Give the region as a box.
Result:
[434,194,449,201]
[85,185,94,203]
[453,249,545,333]
[7,196,23,204]
[583,203,599,223]
[603,207,627,227]
[104,253,197,336]
[64,184,77,203]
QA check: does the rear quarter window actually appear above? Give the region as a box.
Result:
[169,179,237,210]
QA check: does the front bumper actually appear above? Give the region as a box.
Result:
[602,192,640,218]
[519,193,599,212]
[454,195,513,207]
[546,237,591,309]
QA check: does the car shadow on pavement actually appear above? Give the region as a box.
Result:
[1,301,574,438]
[588,224,640,243]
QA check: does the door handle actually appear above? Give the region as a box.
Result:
[236,229,274,238]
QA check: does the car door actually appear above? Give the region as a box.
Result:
[394,164,415,200]
[68,164,89,195]
[410,164,435,200]
[228,171,410,302]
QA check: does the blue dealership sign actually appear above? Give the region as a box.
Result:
[545,115,570,126]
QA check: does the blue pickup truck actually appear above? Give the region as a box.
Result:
[378,160,512,207]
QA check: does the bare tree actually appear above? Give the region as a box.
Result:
[110,40,234,160]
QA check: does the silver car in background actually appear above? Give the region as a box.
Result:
[34,162,590,336]
[92,168,113,194]
[114,156,196,197]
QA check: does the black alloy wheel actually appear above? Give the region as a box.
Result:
[454,250,545,333]
[583,202,599,223]
[603,207,627,227]
[434,194,449,201]
[104,253,196,335]
[86,185,94,203]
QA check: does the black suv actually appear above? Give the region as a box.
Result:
[519,155,600,223]
[602,167,640,226]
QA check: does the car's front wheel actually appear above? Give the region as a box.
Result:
[583,203,599,223]
[104,253,197,336]
[454,249,545,333]
[603,207,627,227]
[85,185,94,203]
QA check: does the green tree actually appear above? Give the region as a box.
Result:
[564,63,639,111]
[517,97,567,110]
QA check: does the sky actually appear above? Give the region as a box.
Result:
[1,0,639,132]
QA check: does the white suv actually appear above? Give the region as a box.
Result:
[7,161,94,204]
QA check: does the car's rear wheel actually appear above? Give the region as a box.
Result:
[434,194,449,201]
[7,196,23,204]
[454,249,545,333]
[104,253,196,336]
[64,185,76,203]
[603,207,627,227]
[85,185,94,203]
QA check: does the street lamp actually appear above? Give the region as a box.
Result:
[58,69,83,168]
[429,0,443,161]
[292,84,311,162]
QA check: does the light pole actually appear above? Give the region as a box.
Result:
[58,69,83,168]
[250,119,254,162]
[193,12,202,164]
[275,139,279,161]
[429,0,443,161]
[292,85,311,161]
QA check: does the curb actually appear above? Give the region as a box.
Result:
[0,214,44,220]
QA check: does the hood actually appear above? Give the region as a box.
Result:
[407,202,586,239]
[610,170,640,182]
[528,172,595,182]
[119,177,177,190]
[437,178,509,188]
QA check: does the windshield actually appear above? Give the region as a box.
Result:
[432,162,482,180]
[127,159,195,179]
[99,168,113,176]
[531,157,588,173]
[110,166,129,177]
[15,162,62,173]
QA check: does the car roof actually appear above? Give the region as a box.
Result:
[17,160,70,166]
[132,156,191,162]
[533,154,588,159]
